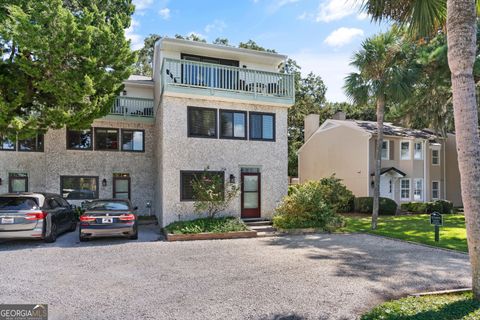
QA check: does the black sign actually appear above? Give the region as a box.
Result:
[430,211,443,226]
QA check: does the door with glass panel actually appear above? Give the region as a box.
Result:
[241,173,261,218]
[113,174,130,199]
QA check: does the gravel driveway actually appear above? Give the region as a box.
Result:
[0,227,471,320]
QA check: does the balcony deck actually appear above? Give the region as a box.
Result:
[161,58,295,105]
[105,96,155,122]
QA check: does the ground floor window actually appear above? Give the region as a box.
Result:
[9,173,28,193]
[400,178,411,200]
[61,176,98,200]
[113,173,130,199]
[432,181,440,200]
[413,178,423,201]
[180,170,224,201]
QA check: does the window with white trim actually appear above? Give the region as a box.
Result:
[400,141,411,160]
[432,149,440,165]
[400,179,411,200]
[414,142,423,160]
[413,178,423,201]
[381,140,390,160]
[432,181,440,199]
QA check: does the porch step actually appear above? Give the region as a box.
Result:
[244,220,277,237]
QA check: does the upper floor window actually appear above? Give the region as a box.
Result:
[250,112,275,141]
[0,136,15,151]
[95,128,119,151]
[220,110,246,139]
[18,134,44,152]
[400,141,411,160]
[432,149,440,165]
[381,140,390,160]
[121,130,144,152]
[414,142,423,160]
[188,107,217,138]
[67,128,92,150]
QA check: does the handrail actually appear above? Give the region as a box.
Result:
[110,96,155,117]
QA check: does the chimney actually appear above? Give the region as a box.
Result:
[304,114,320,141]
[332,111,346,121]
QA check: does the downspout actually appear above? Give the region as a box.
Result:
[443,139,447,199]
[367,133,372,196]
[423,140,427,202]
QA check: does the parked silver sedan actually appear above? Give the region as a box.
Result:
[79,199,138,241]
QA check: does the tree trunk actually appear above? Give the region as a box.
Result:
[447,0,480,300]
[372,94,385,230]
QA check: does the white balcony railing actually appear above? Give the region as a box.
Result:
[161,58,295,101]
[110,96,154,117]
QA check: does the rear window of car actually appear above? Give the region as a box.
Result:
[0,197,39,210]
[84,201,130,211]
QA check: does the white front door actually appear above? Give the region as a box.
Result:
[379,175,393,199]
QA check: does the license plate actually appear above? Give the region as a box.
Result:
[1,217,14,224]
[102,218,113,224]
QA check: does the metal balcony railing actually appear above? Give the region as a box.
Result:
[161,58,295,101]
[110,96,154,117]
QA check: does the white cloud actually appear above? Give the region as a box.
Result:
[324,27,364,47]
[204,20,226,33]
[267,0,301,13]
[133,0,153,11]
[316,0,359,22]
[158,8,171,20]
[357,12,370,21]
[290,50,355,102]
[125,19,143,50]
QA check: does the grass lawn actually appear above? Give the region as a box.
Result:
[339,214,468,252]
[362,292,480,320]
[165,217,248,234]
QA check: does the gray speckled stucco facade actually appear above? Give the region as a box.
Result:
[155,95,288,227]
[0,119,156,215]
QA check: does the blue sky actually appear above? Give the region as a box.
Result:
[128,0,389,102]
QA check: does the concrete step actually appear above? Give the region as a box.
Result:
[244,220,273,227]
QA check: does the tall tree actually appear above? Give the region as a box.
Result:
[133,34,161,76]
[0,0,135,138]
[360,0,480,300]
[344,29,416,230]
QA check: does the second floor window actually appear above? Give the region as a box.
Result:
[121,130,144,152]
[95,128,119,151]
[250,112,275,141]
[432,149,440,165]
[18,134,44,152]
[0,136,15,151]
[220,110,246,139]
[400,141,411,160]
[381,140,390,160]
[414,142,423,160]
[67,128,92,150]
[188,107,217,138]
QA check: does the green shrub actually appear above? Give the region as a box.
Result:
[317,175,355,213]
[400,200,453,214]
[354,197,397,215]
[165,217,248,234]
[435,199,454,214]
[273,181,345,231]
[288,184,300,195]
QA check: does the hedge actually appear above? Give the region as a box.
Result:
[354,197,397,215]
[400,200,454,214]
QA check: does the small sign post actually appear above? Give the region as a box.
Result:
[430,211,443,242]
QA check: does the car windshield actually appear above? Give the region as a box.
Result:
[0,197,39,210]
[84,201,129,211]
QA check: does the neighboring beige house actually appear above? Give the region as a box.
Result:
[0,38,295,227]
[298,113,462,206]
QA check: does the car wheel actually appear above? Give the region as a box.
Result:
[68,221,77,232]
[44,222,58,243]
[129,225,138,240]
[78,229,89,242]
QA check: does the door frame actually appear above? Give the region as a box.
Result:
[240,172,261,218]
[113,175,131,200]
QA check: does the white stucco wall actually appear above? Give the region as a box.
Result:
[157,95,288,227]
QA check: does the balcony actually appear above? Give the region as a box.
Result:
[161,58,295,105]
[107,96,155,122]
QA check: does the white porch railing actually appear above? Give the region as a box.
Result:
[161,58,295,100]
[110,96,154,117]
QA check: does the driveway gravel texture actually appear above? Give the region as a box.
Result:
[0,226,471,320]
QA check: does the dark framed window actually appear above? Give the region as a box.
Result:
[95,128,119,151]
[18,134,44,152]
[121,130,145,152]
[249,112,275,141]
[187,107,217,138]
[67,128,92,150]
[9,173,28,193]
[220,110,247,139]
[180,170,224,201]
[0,136,15,151]
[60,176,98,200]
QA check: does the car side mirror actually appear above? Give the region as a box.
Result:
[133,206,138,211]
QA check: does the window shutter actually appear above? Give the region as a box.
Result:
[389,140,394,160]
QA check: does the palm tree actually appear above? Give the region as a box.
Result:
[344,29,416,229]
[360,0,480,299]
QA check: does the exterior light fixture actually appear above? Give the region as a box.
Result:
[122,89,127,96]
[0,178,2,186]
[370,180,375,188]
[102,178,107,187]
[229,174,236,184]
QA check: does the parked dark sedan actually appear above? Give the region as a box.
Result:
[0,193,77,242]
[79,199,138,241]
